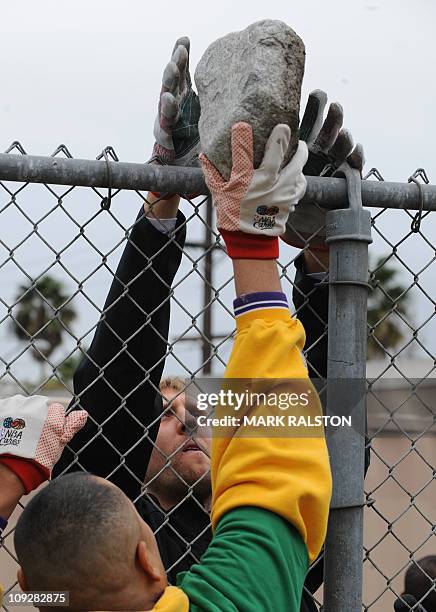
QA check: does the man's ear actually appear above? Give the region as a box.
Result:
[17,568,28,592]
[136,541,161,582]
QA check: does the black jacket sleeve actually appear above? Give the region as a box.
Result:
[292,253,329,602]
[53,209,186,500]
[292,253,329,379]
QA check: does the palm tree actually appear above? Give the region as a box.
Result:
[367,255,412,359]
[10,275,77,380]
[57,350,84,382]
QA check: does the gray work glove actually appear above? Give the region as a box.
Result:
[150,36,201,168]
[283,90,365,249]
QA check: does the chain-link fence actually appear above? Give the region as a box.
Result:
[0,143,435,612]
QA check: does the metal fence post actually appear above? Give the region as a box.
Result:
[323,163,372,612]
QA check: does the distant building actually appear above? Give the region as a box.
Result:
[367,359,436,436]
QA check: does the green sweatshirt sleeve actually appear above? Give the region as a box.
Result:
[177,506,308,612]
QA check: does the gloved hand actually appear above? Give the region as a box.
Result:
[283,89,365,249]
[300,89,364,177]
[150,36,201,168]
[0,395,87,493]
[200,122,308,259]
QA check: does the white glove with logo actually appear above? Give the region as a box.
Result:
[200,122,307,259]
[0,395,87,493]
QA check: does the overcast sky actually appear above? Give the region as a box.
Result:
[0,0,434,177]
[0,0,434,385]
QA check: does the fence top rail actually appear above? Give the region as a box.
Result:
[0,152,434,211]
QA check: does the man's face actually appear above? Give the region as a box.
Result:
[145,387,211,507]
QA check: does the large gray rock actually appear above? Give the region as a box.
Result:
[195,20,305,180]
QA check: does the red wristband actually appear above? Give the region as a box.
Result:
[0,457,49,494]
[220,230,279,259]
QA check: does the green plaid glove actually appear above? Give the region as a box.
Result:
[150,36,201,168]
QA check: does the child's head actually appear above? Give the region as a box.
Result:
[14,473,167,611]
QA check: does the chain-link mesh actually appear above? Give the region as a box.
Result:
[0,144,435,612]
[362,167,436,612]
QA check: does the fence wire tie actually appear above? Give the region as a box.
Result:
[408,168,429,233]
[100,147,113,210]
[332,498,375,510]
[316,279,372,291]
[362,167,385,181]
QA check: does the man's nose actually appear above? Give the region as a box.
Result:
[177,409,198,437]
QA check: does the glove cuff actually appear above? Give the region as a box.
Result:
[0,457,49,494]
[220,230,279,259]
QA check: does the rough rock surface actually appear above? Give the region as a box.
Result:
[195,20,305,180]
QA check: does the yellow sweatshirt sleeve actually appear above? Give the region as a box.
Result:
[210,300,332,563]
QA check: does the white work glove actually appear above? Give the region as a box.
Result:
[201,121,307,235]
[200,122,307,259]
[0,395,87,493]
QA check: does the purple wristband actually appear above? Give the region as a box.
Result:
[234,291,289,318]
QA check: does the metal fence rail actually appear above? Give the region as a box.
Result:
[0,144,435,612]
[0,151,436,211]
